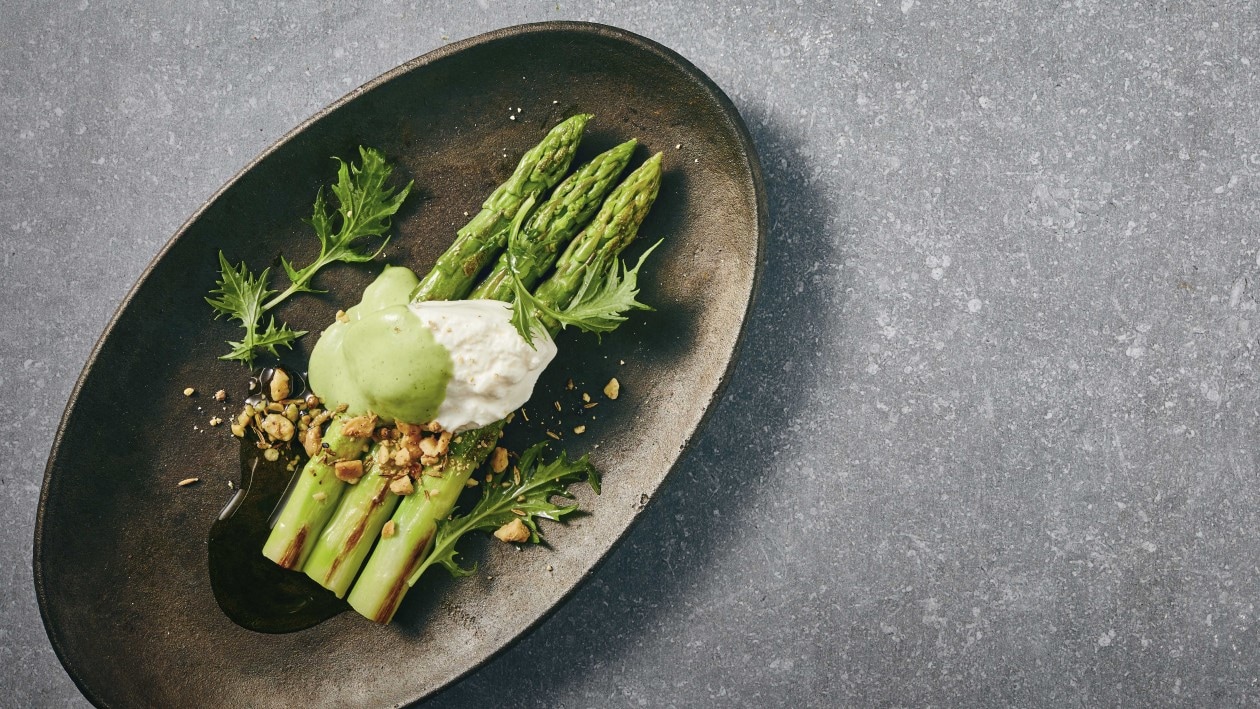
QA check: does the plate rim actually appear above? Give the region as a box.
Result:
[33,20,768,707]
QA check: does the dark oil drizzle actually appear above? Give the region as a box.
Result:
[208,368,346,633]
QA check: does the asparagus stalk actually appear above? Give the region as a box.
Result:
[411,113,592,302]
[347,153,663,623]
[262,116,592,570]
[302,141,638,597]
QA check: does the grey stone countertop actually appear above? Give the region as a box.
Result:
[6,1,1260,706]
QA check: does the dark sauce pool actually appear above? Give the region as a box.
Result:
[207,410,347,633]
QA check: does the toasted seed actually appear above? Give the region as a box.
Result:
[382,520,397,538]
[177,477,199,486]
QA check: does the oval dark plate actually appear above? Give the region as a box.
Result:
[34,21,765,708]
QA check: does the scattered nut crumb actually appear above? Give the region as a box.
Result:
[581,392,591,403]
[213,389,227,401]
[465,477,479,488]
[546,564,554,572]
[520,408,530,422]
[490,446,509,474]
[389,476,414,496]
[334,459,364,483]
[208,416,223,427]
[269,369,292,401]
[584,402,598,409]
[177,477,199,487]
[261,413,295,442]
[573,425,586,435]
[313,491,327,502]
[603,378,620,400]
[335,309,349,323]
[263,448,280,462]
[546,430,561,440]
[566,378,575,390]
[382,520,397,538]
[341,413,378,438]
[494,518,530,543]
[553,400,562,412]
[183,387,195,397]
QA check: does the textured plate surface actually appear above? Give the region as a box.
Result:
[34,21,765,708]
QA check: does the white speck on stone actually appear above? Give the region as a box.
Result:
[1126,345,1145,358]
[978,96,992,109]
[901,0,915,13]
[333,47,345,58]
[967,298,983,313]
[1098,629,1115,647]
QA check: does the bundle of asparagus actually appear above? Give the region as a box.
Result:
[262,115,663,623]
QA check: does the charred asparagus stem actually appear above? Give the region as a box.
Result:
[347,153,663,623]
[262,116,592,570]
[302,141,638,596]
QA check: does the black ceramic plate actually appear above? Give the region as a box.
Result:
[34,21,765,708]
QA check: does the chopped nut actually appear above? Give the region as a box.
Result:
[177,477,199,487]
[418,436,441,458]
[375,443,392,465]
[183,387,195,397]
[582,392,591,403]
[312,491,327,502]
[335,309,349,323]
[269,369,291,401]
[209,416,223,427]
[493,518,530,543]
[230,423,245,438]
[263,448,280,462]
[213,389,227,401]
[302,425,323,457]
[420,454,441,466]
[261,413,295,442]
[334,459,364,483]
[425,420,443,433]
[389,476,414,495]
[396,421,425,438]
[435,430,452,455]
[573,425,586,435]
[393,447,412,466]
[465,478,479,488]
[341,413,378,438]
[603,378,620,400]
[490,446,509,474]
[382,520,397,538]
[305,394,321,408]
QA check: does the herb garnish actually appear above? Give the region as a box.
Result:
[206,146,412,366]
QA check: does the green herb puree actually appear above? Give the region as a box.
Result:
[308,265,453,425]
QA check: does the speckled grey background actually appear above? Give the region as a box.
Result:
[6,1,1260,706]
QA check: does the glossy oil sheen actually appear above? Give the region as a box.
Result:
[34,22,766,708]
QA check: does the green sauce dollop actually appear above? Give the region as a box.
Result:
[308,266,453,425]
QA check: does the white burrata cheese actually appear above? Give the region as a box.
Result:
[409,300,557,432]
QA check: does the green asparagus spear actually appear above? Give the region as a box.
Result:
[468,139,637,301]
[410,113,591,302]
[302,141,638,597]
[347,154,664,623]
[262,116,592,570]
